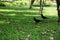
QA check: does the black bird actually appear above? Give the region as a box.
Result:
[41,14,47,19]
[33,17,41,23]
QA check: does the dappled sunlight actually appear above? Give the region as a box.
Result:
[0,9,39,13]
[24,14,40,16]
[47,13,57,16]
[0,9,15,12]
[43,7,57,16]
[33,7,40,9]
[44,12,57,16]
[7,14,16,16]
[0,20,6,24]
[15,10,39,13]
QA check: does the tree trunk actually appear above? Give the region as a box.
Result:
[56,0,60,22]
[29,0,35,9]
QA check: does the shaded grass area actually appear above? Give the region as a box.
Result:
[0,6,60,40]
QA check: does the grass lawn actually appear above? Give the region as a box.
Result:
[0,6,60,40]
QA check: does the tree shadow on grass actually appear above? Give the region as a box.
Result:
[0,6,40,11]
[33,4,51,7]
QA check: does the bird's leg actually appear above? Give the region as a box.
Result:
[29,0,35,9]
[40,0,44,17]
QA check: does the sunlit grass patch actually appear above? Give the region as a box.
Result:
[7,14,16,16]
[24,14,40,16]
[0,9,14,12]
[0,20,6,24]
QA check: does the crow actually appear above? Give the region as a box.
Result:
[33,17,42,23]
[41,14,47,19]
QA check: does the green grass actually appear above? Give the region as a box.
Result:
[0,6,60,40]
